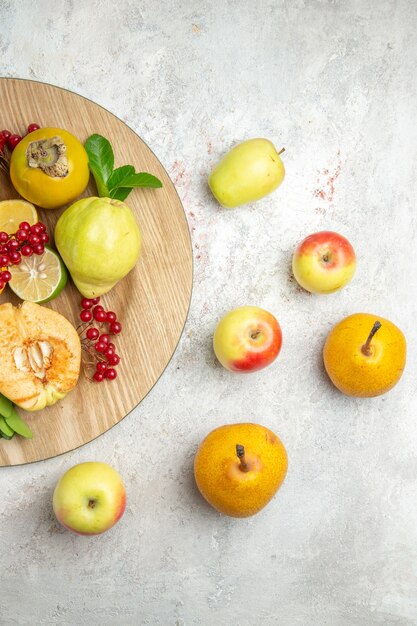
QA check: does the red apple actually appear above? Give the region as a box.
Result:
[53,462,126,536]
[213,306,282,372]
[292,231,356,294]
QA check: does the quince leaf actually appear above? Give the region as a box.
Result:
[84,134,114,196]
[108,187,133,202]
[107,165,136,191]
[121,172,163,189]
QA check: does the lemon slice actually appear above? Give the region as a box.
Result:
[8,247,68,303]
[0,199,38,234]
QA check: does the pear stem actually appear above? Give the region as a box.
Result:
[361,321,382,356]
[236,444,250,472]
[278,148,285,156]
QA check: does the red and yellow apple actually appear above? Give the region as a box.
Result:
[194,422,288,517]
[213,306,282,372]
[53,462,126,536]
[323,313,406,397]
[292,231,356,294]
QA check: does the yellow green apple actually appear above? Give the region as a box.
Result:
[292,231,356,294]
[323,313,406,397]
[54,196,141,298]
[208,138,285,208]
[213,306,282,372]
[194,422,288,517]
[53,462,126,535]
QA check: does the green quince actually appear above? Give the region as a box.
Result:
[55,196,142,298]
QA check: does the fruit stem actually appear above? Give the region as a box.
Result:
[236,444,250,472]
[88,499,96,509]
[361,321,382,356]
[278,148,285,156]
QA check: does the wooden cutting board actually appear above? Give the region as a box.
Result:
[0,78,193,466]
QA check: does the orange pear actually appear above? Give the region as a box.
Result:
[194,423,288,518]
[323,313,406,397]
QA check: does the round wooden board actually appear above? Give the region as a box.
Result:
[0,78,193,466]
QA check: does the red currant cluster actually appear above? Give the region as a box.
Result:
[78,297,122,382]
[0,221,49,290]
[0,123,40,154]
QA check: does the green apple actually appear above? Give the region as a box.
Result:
[53,462,126,535]
[54,196,141,298]
[208,138,285,208]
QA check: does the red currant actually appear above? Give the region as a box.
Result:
[9,251,21,264]
[106,311,117,323]
[107,342,115,350]
[0,280,4,290]
[91,297,100,305]
[8,239,19,250]
[96,362,107,373]
[94,309,107,323]
[104,368,117,380]
[86,327,99,340]
[36,222,46,233]
[80,310,93,323]
[27,123,40,133]
[0,232,8,244]
[110,321,122,334]
[30,224,42,235]
[28,234,40,245]
[1,130,11,140]
[107,354,120,366]
[0,255,9,266]
[21,245,33,257]
[1,270,11,282]
[7,134,22,150]
[16,229,28,242]
[95,341,107,353]
[81,298,93,309]
[32,243,44,255]
[99,334,110,344]
[19,222,31,231]
[40,232,49,244]
[93,372,104,382]
[104,347,115,358]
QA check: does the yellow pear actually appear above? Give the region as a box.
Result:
[208,138,285,208]
[194,423,288,517]
[323,313,406,397]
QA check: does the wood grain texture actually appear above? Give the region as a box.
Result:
[0,78,193,466]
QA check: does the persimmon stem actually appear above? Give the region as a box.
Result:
[362,321,382,356]
[236,444,249,472]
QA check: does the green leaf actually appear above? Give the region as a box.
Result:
[84,133,162,200]
[0,393,13,419]
[107,165,135,191]
[108,187,133,202]
[84,134,114,197]
[0,415,14,439]
[4,407,32,439]
[119,172,163,189]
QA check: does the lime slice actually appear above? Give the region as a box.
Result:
[0,199,38,234]
[8,246,68,303]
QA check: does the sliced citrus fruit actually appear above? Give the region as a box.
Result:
[8,246,67,303]
[0,199,38,234]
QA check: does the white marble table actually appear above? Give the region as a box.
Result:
[1,1,417,624]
